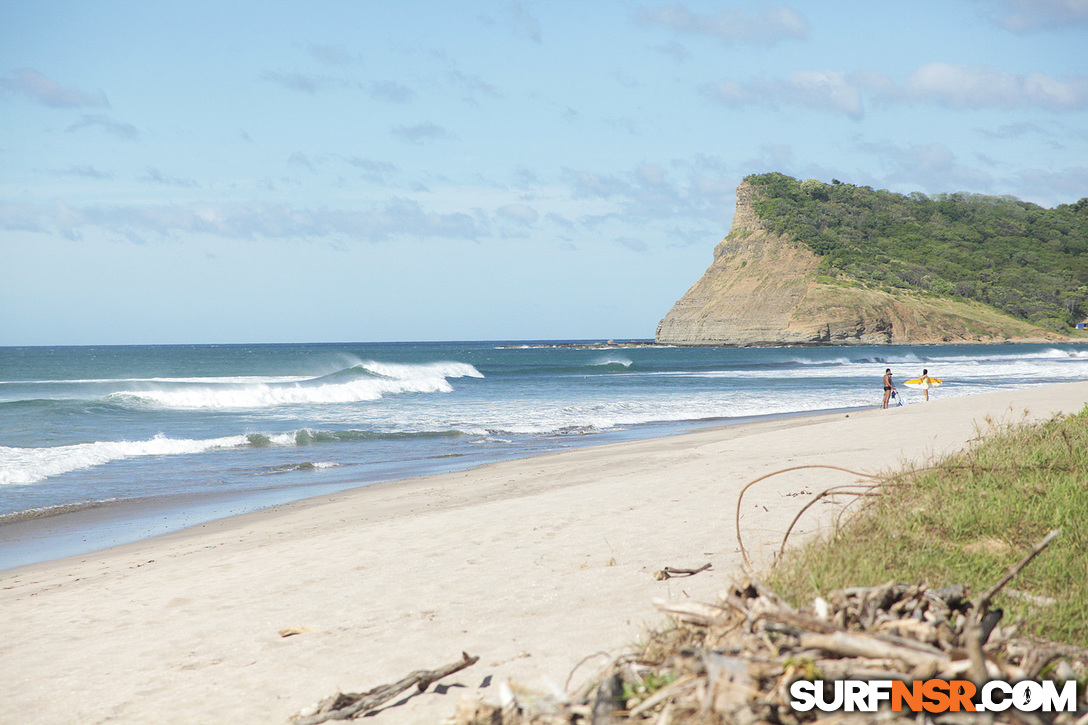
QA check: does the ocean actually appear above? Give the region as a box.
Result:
[2,340,1087,570]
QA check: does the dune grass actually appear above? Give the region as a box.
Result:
[769,404,1088,648]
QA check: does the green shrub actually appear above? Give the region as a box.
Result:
[745,173,1088,329]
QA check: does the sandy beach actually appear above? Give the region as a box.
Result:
[2,382,1086,724]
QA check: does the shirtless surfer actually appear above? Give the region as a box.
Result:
[882,368,897,409]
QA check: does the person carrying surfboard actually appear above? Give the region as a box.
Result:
[882,368,897,409]
[904,370,942,400]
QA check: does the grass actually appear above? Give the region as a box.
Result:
[769,405,1088,648]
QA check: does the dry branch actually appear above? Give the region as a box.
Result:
[733,465,878,569]
[776,484,881,562]
[449,569,1087,725]
[798,631,948,670]
[445,471,1079,723]
[653,563,712,580]
[295,652,478,724]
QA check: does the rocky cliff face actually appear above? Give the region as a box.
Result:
[655,182,1060,346]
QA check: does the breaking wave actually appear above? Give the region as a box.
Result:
[0,434,251,485]
[589,355,633,368]
[0,427,471,485]
[103,360,484,410]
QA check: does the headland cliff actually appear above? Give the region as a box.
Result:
[655,181,1070,346]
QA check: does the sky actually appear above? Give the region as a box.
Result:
[2,1,1087,346]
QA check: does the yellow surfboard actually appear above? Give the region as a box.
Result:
[904,377,942,389]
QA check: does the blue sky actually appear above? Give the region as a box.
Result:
[2,0,1087,345]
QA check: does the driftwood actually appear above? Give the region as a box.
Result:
[294,652,478,724]
[798,631,948,670]
[652,598,731,626]
[652,563,712,580]
[448,535,1087,724]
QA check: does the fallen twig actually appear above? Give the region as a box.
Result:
[294,652,478,723]
[799,631,948,670]
[653,563,712,580]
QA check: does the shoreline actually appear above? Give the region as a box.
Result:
[0,406,864,572]
[2,382,1086,724]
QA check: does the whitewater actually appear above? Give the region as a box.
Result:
[2,340,1087,568]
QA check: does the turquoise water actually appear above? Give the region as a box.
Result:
[2,340,1087,568]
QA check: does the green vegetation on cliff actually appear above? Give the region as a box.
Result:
[745,172,1088,331]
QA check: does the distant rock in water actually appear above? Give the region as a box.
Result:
[655,180,1066,347]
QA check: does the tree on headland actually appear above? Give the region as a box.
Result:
[744,173,1088,331]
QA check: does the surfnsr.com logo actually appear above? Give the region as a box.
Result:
[789,679,1080,714]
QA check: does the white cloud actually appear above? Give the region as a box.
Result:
[367,80,414,103]
[287,152,316,171]
[635,164,668,186]
[784,70,864,118]
[509,2,542,43]
[344,156,397,184]
[707,63,1088,118]
[653,41,690,61]
[260,71,335,94]
[560,162,736,236]
[0,198,485,243]
[856,140,995,192]
[140,167,199,188]
[1,155,739,255]
[545,212,576,232]
[898,62,1088,110]
[0,68,109,108]
[61,165,112,180]
[391,122,454,144]
[706,70,864,119]
[307,43,355,66]
[447,69,503,100]
[65,114,139,139]
[636,4,808,45]
[742,144,795,173]
[512,166,541,187]
[616,236,649,253]
[497,203,540,225]
[978,0,1088,33]
[1014,166,1088,205]
[563,169,631,198]
[0,201,50,233]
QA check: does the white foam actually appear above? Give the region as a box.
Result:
[0,434,251,485]
[0,429,366,485]
[589,355,633,367]
[358,360,484,380]
[105,361,485,410]
[267,431,303,446]
[0,375,313,386]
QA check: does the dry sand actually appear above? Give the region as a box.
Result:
[2,382,1086,724]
